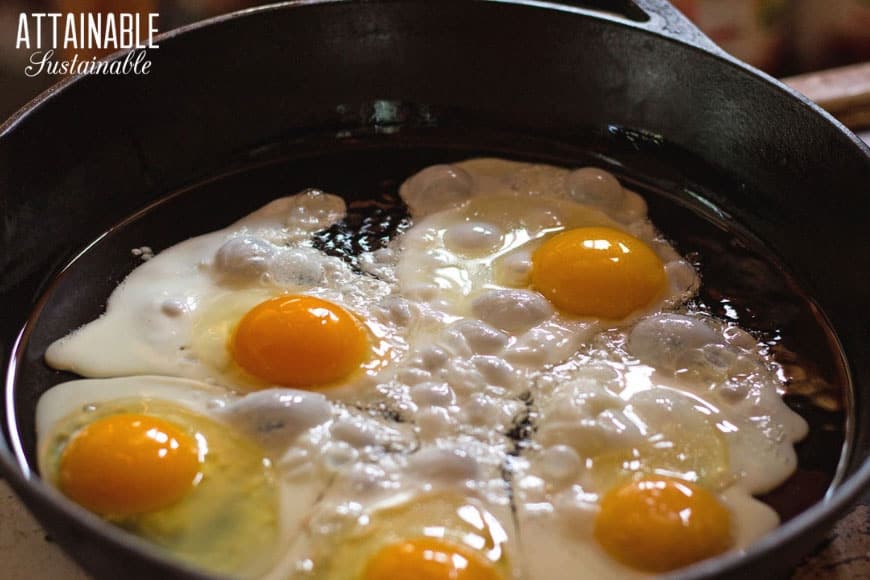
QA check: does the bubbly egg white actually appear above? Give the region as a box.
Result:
[38,158,809,579]
[268,444,517,580]
[45,191,406,400]
[510,312,806,578]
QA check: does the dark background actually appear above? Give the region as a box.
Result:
[1,0,869,122]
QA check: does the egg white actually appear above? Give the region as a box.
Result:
[345,159,701,456]
[45,191,407,400]
[37,376,426,578]
[271,445,518,580]
[395,158,697,322]
[37,376,282,578]
[509,311,806,578]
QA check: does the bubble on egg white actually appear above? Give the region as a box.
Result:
[406,447,481,483]
[263,247,326,287]
[471,289,554,334]
[329,415,403,450]
[417,345,449,370]
[443,221,505,255]
[674,343,742,385]
[537,445,583,483]
[628,313,722,371]
[613,190,648,224]
[566,167,626,210]
[495,250,534,287]
[320,442,360,472]
[538,409,643,462]
[665,258,701,299]
[722,325,758,349]
[131,246,155,260]
[472,355,518,388]
[443,319,510,356]
[282,188,347,234]
[395,366,433,386]
[212,236,329,288]
[160,298,190,317]
[409,382,455,407]
[505,320,595,368]
[414,407,454,440]
[399,164,473,217]
[444,356,521,400]
[463,392,522,431]
[717,377,753,402]
[372,295,414,327]
[218,388,332,455]
[213,236,276,281]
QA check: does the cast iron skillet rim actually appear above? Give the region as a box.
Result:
[1,0,869,578]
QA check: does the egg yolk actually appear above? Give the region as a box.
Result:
[362,537,501,580]
[531,226,666,320]
[58,413,201,517]
[594,476,732,572]
[230,294,369,388]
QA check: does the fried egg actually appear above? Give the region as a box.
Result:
[37,376,421,578]
[511,311,806,577]
[395,158,697,325]
[37,377,281,578]
[273,446,517,580]
[45,191,406,398]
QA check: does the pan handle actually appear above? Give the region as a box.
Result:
[631,0,723,53]
[547,0,725,55]
[632,0,724,54]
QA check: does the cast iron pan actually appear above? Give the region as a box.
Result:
[1,1,869,578]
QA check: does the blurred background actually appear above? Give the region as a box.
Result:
[1,0,869,121]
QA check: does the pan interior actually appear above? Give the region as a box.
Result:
[6,126,851,529]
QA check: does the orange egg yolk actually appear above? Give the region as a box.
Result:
[531,226,666,320]
[362,537,501,580]
[230,294,369,389]
[58,413,201,517]
[594,476,732,572]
